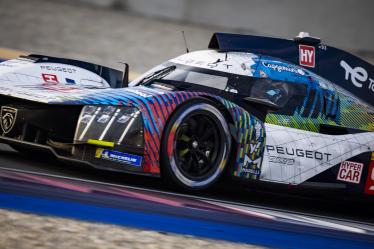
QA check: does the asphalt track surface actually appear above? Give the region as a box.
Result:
[0,144,374,247]
[0,143,372,219]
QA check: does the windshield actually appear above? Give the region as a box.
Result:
[249,78,292,108]
[137,64,228,91]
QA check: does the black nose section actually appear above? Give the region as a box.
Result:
[0,104,81,143]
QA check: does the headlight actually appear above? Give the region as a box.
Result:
[74,105,143,147]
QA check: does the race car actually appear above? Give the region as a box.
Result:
[0,32,373,195]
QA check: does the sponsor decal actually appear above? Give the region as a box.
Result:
[337,161,363,184]
[42,73,59,84]
[255,122,262,140]
[41,84,79,92]
[0,86,57,100]
[243,156,261,175]
[125,88,152,98]
[95,148,142,167]
[175,57,233,70]
[262,62,305,75]
[299,45,315,68]
[40,65,77,74]
[340,60,374,92]
[242,141,263,176]
[250,141,261,154]
[269,156,295,165]
[0,106,17,134]
[364,154,374,195]
[266,145,332,161]
[0,59,31,68]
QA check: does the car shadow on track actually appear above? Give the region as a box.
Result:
[0,146,373,224]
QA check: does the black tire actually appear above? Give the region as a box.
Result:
[161,99,231,190]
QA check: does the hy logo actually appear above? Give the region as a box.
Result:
[0,106,17,134]
[299,45,315,68]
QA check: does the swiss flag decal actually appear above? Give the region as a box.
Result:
[299,45,315,68]
[42,74,59,84]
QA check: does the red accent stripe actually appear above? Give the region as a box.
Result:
[364,159,374,195]
[167,126,176,157]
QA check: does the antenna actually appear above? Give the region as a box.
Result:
[181,31,190,53]
[118,61,129,88]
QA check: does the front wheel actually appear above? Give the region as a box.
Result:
[161,99,231,190]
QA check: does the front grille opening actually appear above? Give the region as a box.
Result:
[1,98,82,155]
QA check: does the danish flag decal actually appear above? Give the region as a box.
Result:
[299,45,315,68]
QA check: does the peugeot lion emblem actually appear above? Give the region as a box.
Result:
[0,106,17,134]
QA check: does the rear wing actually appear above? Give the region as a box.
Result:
[209,33,374,106]
[27,54,127,88]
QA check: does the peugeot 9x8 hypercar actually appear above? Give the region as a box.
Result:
[0,32,373,195]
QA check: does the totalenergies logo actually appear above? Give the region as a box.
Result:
[340,60,374,92]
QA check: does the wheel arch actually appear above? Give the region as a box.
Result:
[159,96,233,189]
[159,96,235,174]
[198,96,239,175]
[141,91,265,181]
[159,95,246,181]
[205,95,267,180]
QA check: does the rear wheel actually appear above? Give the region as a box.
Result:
[161,99,231,190]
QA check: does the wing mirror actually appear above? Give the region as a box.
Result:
[243,96,280,121]
[243,97,279,111]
